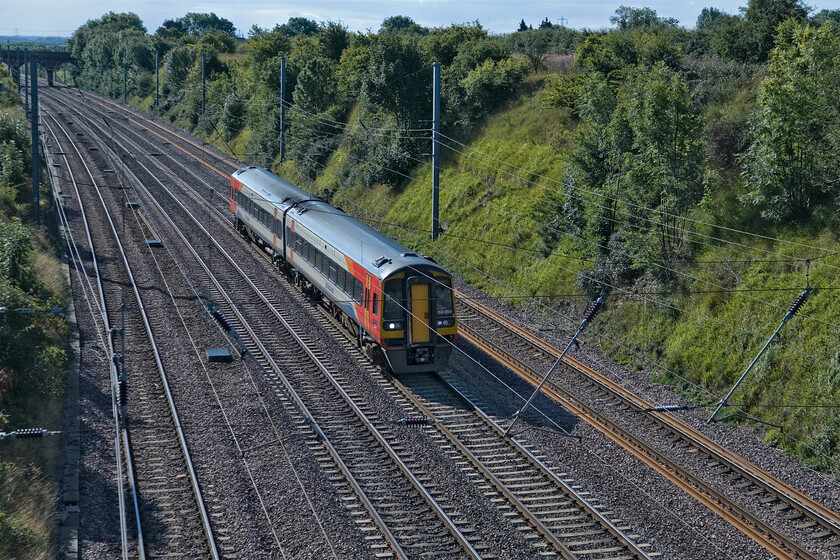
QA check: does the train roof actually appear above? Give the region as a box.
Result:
[232,167,446,280]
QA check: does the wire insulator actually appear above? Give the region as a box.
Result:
[118,380,128,406]
[212,309,232,332]
[645,404,695,413]
[396,416,435,426]
[15,428,43,438]
[787,288,810,318]
[583,298,603,323]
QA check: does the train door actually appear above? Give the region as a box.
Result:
[272,208,278,250]
[364,274,372,332]
[409,282,431,344]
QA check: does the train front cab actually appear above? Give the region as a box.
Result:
[380,270,456,374]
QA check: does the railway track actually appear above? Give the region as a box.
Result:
[43,84,839,560]
[43,110,218,558]
[456,295,840,560]
[46,88,489,558]
[48,86,665,558]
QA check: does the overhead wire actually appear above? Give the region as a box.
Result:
[115,64,840,477]
[436,135,840,276]
[332,194,840,472]
[279,122,837,366]
[436,130,840,266]
[132,82,840,367]
[91,68,840,467]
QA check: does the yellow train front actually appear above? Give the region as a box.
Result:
[230,166,457,374]
[376,266,457,373]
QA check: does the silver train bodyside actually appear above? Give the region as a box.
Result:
[229,166,457,373]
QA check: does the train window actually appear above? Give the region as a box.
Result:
[372,293,378,316]
[353,279,363,303]
[319,253,328,275]
[314,251,323,273]
[434,277,455,317]
[383,279,404,320]
[286,227,292,245]
[337,269,346,293]
[329,263,337,283]
[364,288,370,309]
[295,238,303,254]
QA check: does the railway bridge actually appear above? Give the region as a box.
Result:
[4,48,75,87]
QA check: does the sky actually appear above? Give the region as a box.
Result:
[1,0,837,38]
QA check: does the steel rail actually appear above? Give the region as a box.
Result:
[44,101,220,559]
[43,115,141,560]
[456,296,820,560]
[393,374,653,560]
[107,143,412,560]
[460,294,840,537]
[124,153,479,558]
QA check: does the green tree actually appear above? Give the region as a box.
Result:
[568,62,703,286]
[163,45,194,91]
[741,21,840,221]
[460,57,529,120]
[361,34,429,125]
[380,16,428,35]
[318,22,350,62]
[246,28,290,66]
[696,7,726,29]
[278,17,320,38]
[576,28,681,77]
[67,12,146,60]
[0,219,34,291]
[620,62,704,265]
[510,27,552,71]
[162,12,236,37]
[0,112,31,180]
[742,0,808,62]
[610,6,679,30]
[813,9,840,23]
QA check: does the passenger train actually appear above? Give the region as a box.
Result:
[229,166,457,374]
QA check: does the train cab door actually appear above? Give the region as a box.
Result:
[408,278,432,345]
[364,274,372,333]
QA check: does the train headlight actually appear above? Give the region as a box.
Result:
[384,321,404,331]
[436,317,454,328]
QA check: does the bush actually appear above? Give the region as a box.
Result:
[460,58,529,122]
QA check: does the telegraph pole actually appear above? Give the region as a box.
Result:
[24,50,29,115]
[280,56,286,163]
[431,61,441,240]
[123,61,127,104]
[155,51,159,109]
[31,53,39,225]
[201,52,206,115]
[16,48,20,92]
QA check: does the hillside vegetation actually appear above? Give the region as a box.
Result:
[0,74,67,559]
[63,3,840,475]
